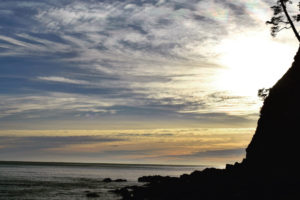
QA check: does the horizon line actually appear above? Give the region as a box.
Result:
[0,160,209,167]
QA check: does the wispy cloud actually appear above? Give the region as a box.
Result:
[0,92,116,119]
[0,0,288,128]
[0,135,125,158]
[175,148,246,158]
[37,76,89,85]
[0,128,253,164]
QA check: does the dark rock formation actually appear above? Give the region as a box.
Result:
[102,178,127,183]
[244,46,300,178]
[115,47,300,199]
[103,178,112,183]
[138,175,177,183]
[86,192,100,198]
[115,179,127,182]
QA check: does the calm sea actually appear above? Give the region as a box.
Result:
[0,162,207,200]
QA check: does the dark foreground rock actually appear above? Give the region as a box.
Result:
[116,170,300,199]
[86,192,100,198]
[115,179,127,182]
[103,178,127,183]
[103,178,112,183]
[138,175,177,183]
[115,47,300,199]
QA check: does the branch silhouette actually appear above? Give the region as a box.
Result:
[267,0,300,42]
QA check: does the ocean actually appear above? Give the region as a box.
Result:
[0,161,207,200]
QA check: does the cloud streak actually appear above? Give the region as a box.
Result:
[0,128,254,165]
[176,148,246,158]
[0,0,284,129]
[37,76,89,85]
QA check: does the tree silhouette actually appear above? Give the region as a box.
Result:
[258,88,270,100]
[266,0,300,42]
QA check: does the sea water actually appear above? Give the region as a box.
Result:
[0,162,207,200]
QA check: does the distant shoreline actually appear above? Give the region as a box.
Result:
[0,160,207,168]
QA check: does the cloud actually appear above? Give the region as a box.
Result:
[0,135,124,152]
[0,0,275,128]
[37,76,89,85]
[183,148,246,158]
[0,128,254,164]
[0,92,116,119]
[164,147,247,164]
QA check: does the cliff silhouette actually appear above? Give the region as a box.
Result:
[244,46,300,177]
[115,47,300,199]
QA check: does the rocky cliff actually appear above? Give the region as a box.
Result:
[244,46,300,178]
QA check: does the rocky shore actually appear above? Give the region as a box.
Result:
[115,163,300,199]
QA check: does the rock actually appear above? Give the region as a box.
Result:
[86,192,99,198]
[244,46,300,178]
[115,179,127,182]
[103,178,127,183]
[102,178,112,183]
[138,175,164,183]
[138,175,177,183]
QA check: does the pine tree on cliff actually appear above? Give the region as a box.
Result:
[258,1,300,100]
[244,0,300,177]
[266,0,300,42]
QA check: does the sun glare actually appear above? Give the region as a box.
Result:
[215,33,297,97]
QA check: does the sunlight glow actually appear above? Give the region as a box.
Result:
[215,33,297,97]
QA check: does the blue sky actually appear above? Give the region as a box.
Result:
[0,0,298,164]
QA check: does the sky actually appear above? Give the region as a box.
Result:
[0,0,299,165]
